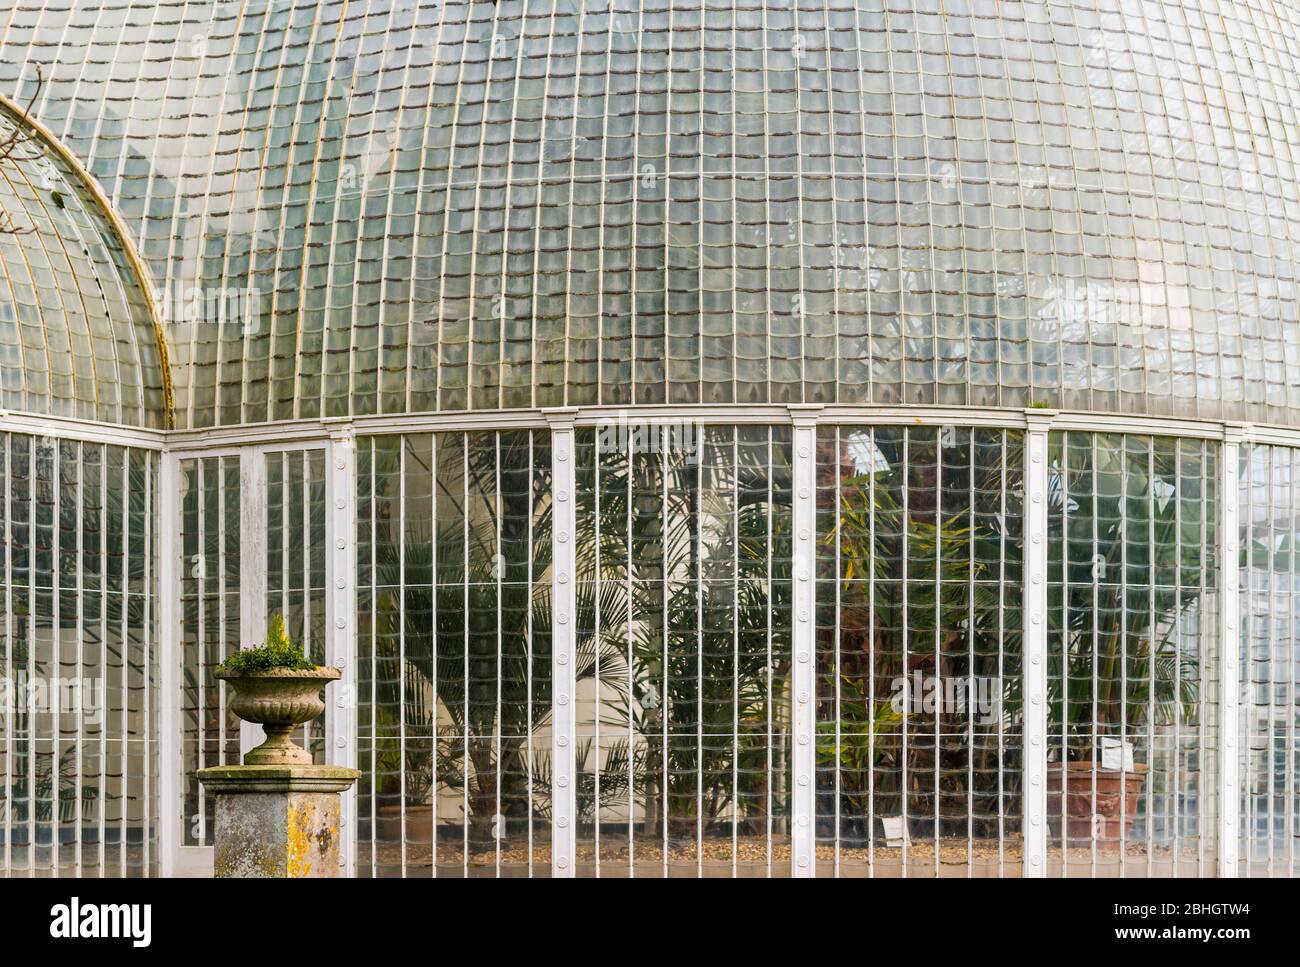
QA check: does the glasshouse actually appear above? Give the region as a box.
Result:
[0,0,1297,880]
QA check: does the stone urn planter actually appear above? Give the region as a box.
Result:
[1046,761,1149,845]
[215,666,341,765]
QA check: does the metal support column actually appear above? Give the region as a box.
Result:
[546,409,578,877]
[326,426,359,876]
[1022,410,1053,877]
[1219,425,1244,877]
[790,405,821,877]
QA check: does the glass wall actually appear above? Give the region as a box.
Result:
[1240,443,1300,876]
[0,433,157,876]
[572,424,793,877]
[1046,433,1218,876]
[178,454,240,848]
[357,431,552,877]
[815,426,1024,876]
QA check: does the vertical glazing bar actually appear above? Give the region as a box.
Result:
[460,437,469,877]
[1198,442,1210,876]
[429,434,439,877]
[2,434,9,874]
[833,425,842,878]
[239,450,268,758]
[158,451,181,876]
[1219,426,1243,877]
[143,451,155,875]
[217,464,228,768]
[326,428,358,876]
[997,431,1008,876]
[73,444,84,877]
[934,432,942,878]
[695,437,703,878]
[526,433,534,877]
[789,405,820,877]
[593,437,602,877]
[1147,442,1157,875]
[1266,445,1279,877]
[547,411,578,876]
[400,440,409,878]
[766,429,775,877]
[494,435,503,877]
[731,431,739,879]
[868,428,876,877]
[1173,439,1184,870]
[901,430,910,877]
[1289,447,1298,877]
[1022,411,1052,877]
[50,441,60,874]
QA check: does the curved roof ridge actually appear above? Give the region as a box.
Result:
[0,91,173,428]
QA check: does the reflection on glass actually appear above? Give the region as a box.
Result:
[0,434,156,875]
[1046,433,1217,877]
[1240,444,1299,876]
[357,431,551,877]
[573,425,794,877]
[816,426,1024,877]
[179,455,240,847]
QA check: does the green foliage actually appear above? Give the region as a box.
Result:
[218,613,316,673]
[816,677,908,815]
[1046,437,1204,758]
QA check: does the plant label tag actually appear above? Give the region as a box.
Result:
[1099,737,1135,771]
[880,815,906,848]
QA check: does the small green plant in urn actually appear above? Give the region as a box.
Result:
[216,614,340,765]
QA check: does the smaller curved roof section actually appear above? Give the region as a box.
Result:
[0,93,169,429]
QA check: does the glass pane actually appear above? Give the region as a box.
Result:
[357,430,552,877]
[1046,432,1218,876]
[816,426,1024,876]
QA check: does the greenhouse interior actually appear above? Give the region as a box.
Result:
[0,0,1298,879]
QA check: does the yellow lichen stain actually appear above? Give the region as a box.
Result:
[286,800,317,877]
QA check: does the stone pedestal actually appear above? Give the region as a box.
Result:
[196,765,359,878]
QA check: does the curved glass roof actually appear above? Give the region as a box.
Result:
[2,0,1298,428]
[0,95,168,428]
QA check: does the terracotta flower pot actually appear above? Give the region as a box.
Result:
[376,803,435,844]
[215,667,341,765]
[1046,760,1149,845]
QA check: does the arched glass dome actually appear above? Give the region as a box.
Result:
[2,0,1298,428]
[4,0,1300,884]
[0,95,168,428]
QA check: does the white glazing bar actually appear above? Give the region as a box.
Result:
[789,405,819,877]
[73,442,84,877]
[239,449,268,758]
[1,435,10,874]
[1022,411,1053,877]
[547,410,578,876]
[1219,426,1243,877]
[157,451,182,876]
[325,429,358,876]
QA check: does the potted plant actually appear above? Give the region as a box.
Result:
[1046,437,1203,845]
[215,614,340,766]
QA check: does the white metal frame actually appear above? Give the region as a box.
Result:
[1022,410,1052,877]
[545,409,578,877]
[0,402,1278,878]
[790,405,820,876]
[155,434,344,876]
[1219,425,1244,877]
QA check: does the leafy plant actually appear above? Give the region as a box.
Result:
[816,676,908,818]
[218,613,317,673]
[820,429,1025,835]
[1046,436,1205,762]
